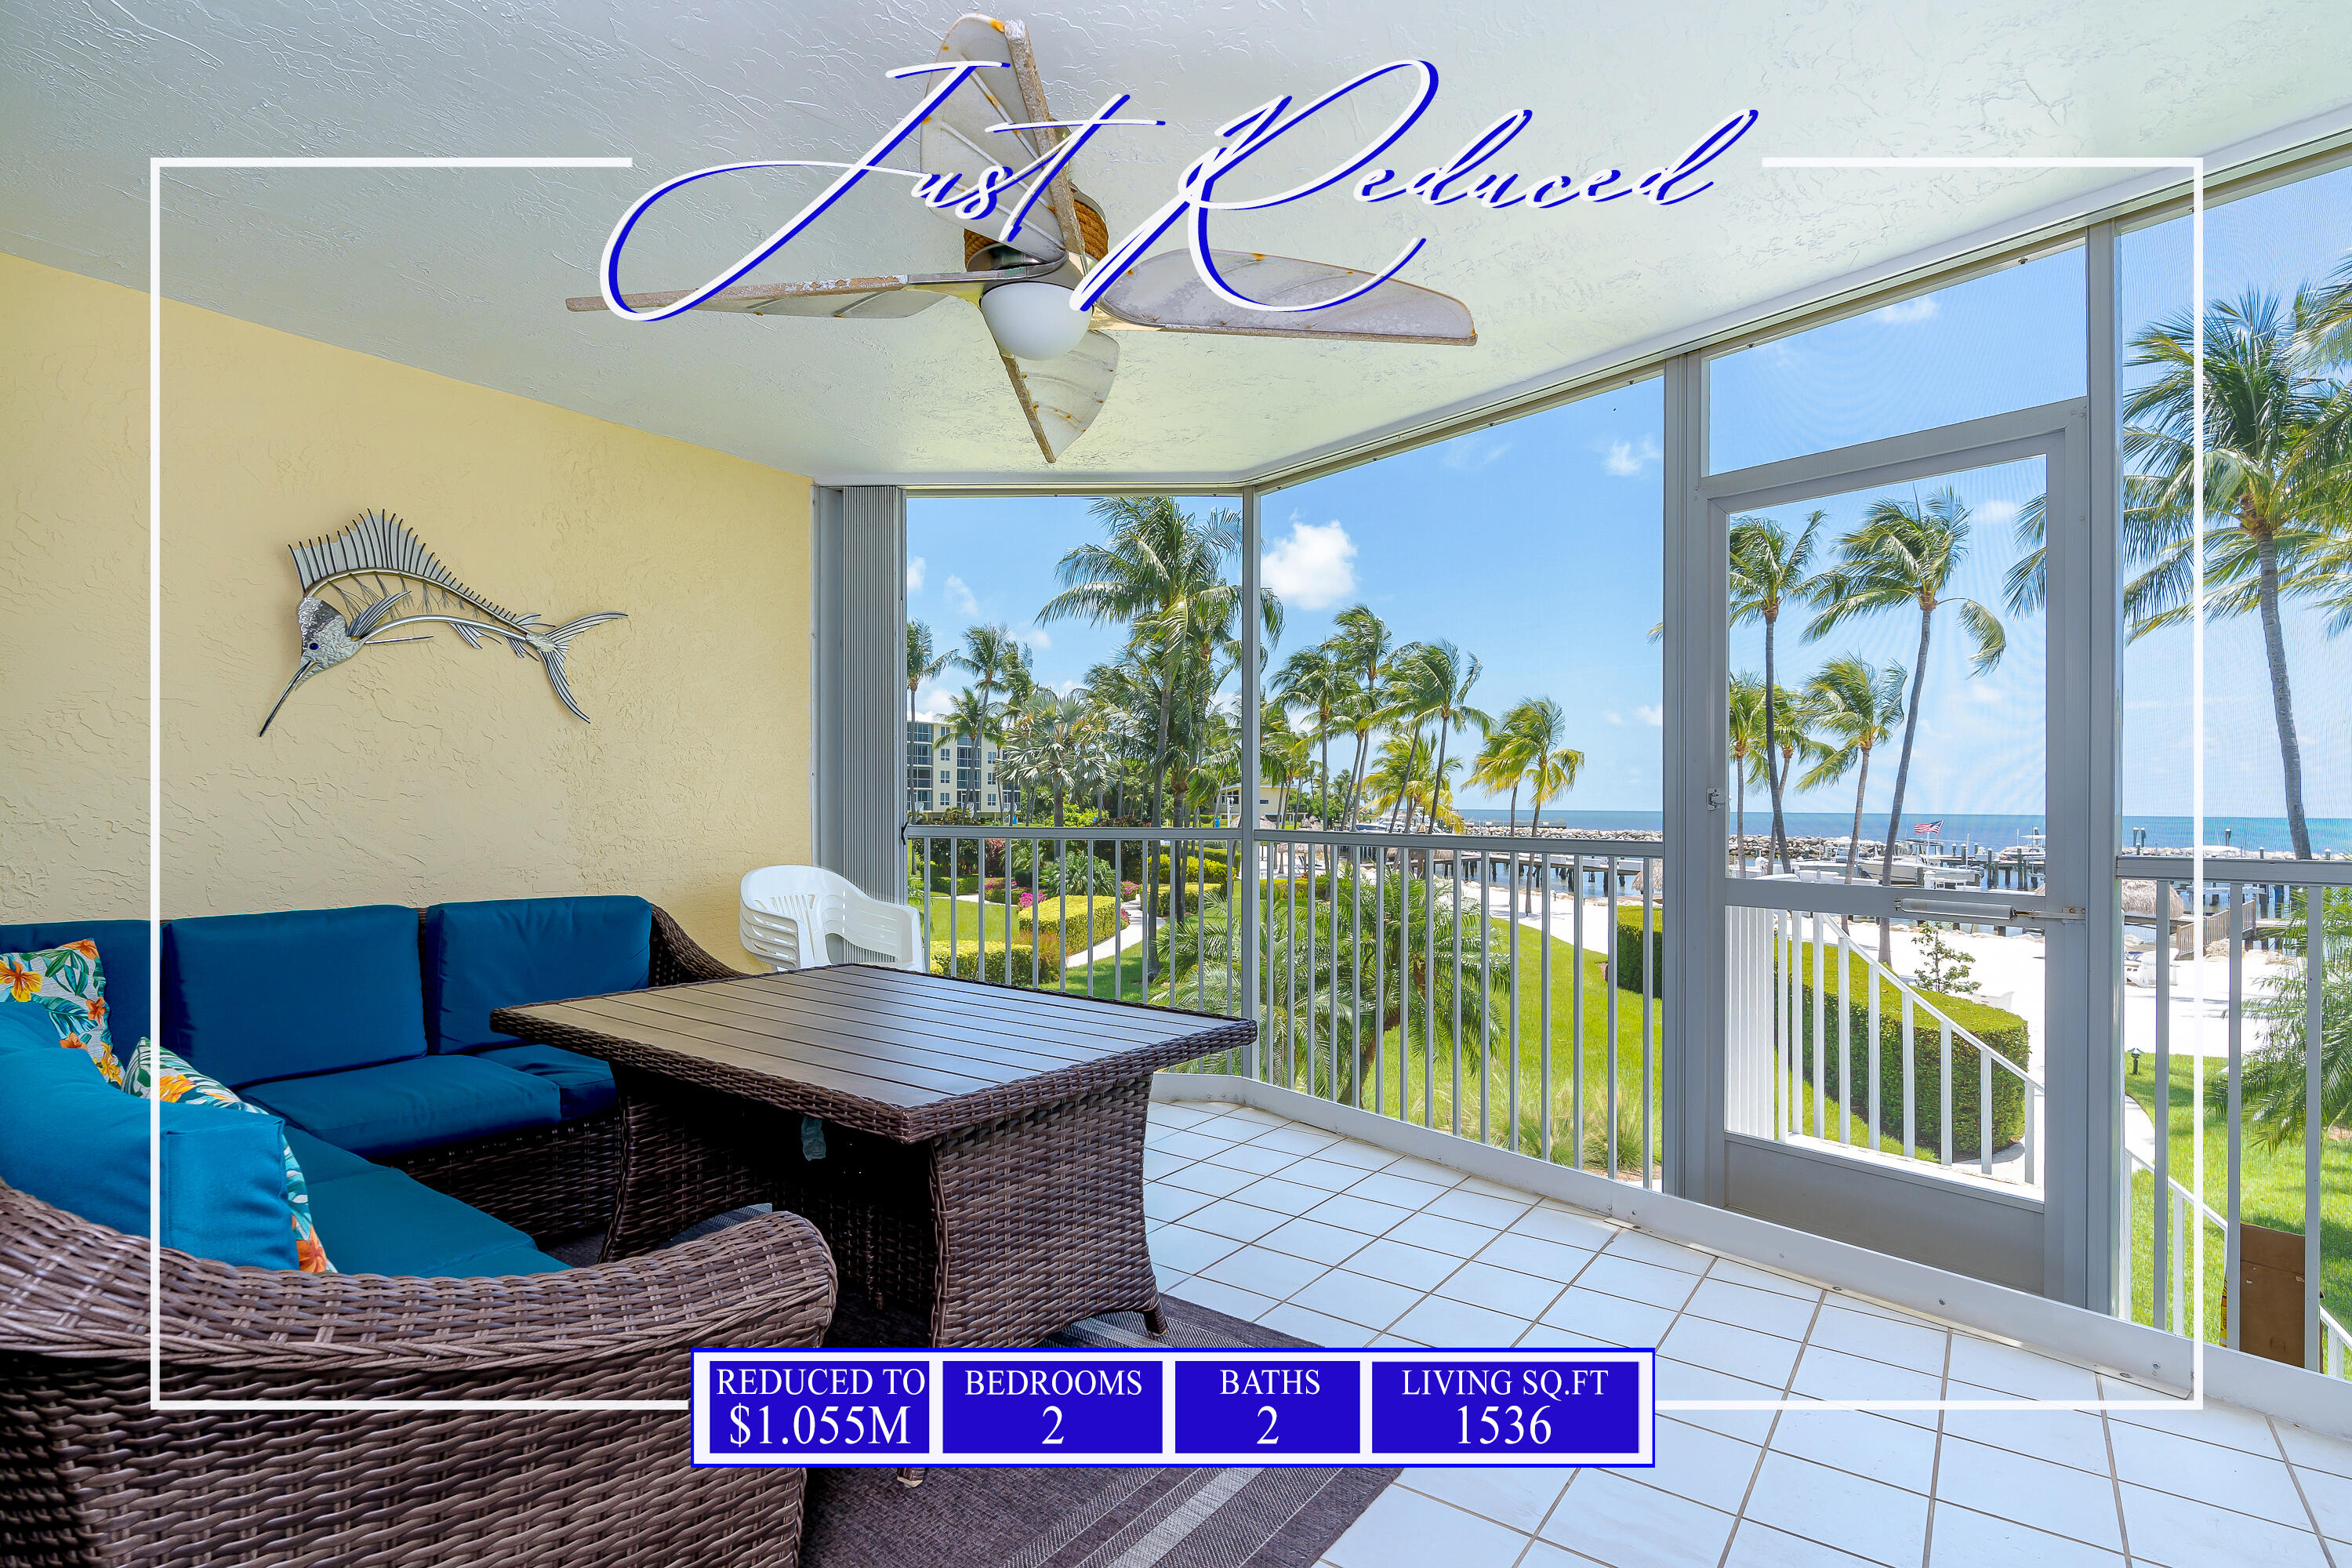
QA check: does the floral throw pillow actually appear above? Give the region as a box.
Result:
[1,940,123,1087]
[124,1040,335,1274]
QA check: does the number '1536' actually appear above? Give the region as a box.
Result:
[1458,1404,1553,1446]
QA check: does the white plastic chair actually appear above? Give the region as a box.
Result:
[739,865,925,974]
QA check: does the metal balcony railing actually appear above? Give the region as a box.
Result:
[1727,906,2045,1190]
[902,822,1667,1185]
[898,826,2344,1373]
[2116,858,2346,1376]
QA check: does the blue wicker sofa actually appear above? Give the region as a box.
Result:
[0,897,839,1568]
[0,895,735,1272]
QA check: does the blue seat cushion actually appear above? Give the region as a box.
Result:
[287,1127,567,1278]
[0,1045,299,1269]
[472,1044,617,1120]
[0,919,151,1065]
[245,1054,561,1160]
[423,896,652,1053]
[165,906,427,1087]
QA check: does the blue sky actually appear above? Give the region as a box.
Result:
[909,165,2352,821]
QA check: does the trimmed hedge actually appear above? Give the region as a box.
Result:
[931,893,1123,965]
[1153,852,1230,887]
[1608,906,2030,1153]
[1018,895,1125,960]
[1152,881,1228,920]
[926,873,983,895]
[1613,903,1666,997]
[1786,942,2032,1156]
[929,941,1043,985]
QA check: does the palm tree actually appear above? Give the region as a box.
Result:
[1518,699,1582,826]
[2244,891,2352,1149]
[1362,732,1425,827]
[949,622,1021,728]
[1769,685,1825,831]
[1798,656,1907,883]
[906,619,949,731]
[940,687,998,813]
[1374,644,1437,830]
[1414,641,1490,838]
[1001,640,1039,712]
[2114,287,2352,859]
[1272,646,1346,827]
[1518,698,1583,914]
[1258,706,1313,824]
[1471,710,1536,833]
[998,691,1107,828]
[1328,604,1396,826]
[1146,871,1511,1113]
[1727,675,1767,876]
[1730,510,1824,873]
[1403,755,1468,832]
[1040,496,1279,826]
[1807,488,2005,957]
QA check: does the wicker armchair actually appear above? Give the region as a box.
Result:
[0,1181,837,1567]
[385,905,748,1243]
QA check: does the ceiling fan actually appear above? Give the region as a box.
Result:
[566,13,1475,463]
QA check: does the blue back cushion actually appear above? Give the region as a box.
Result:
[0,1047,299,1269]
[423,897,652,1053]
[0,919,153,1060]
[164,906,426,1087]
[0,1006,62,1056]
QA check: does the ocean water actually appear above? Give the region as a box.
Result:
[1451,808,2352,855]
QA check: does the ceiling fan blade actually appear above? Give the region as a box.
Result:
[564,262,1056,317]
[998,330,1120,463]
[1093,252,1476,345]
[919,16,1065,263]
[1000,18,1090,263]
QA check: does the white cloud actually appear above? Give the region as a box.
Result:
[1604,711,1624,726]
[1874,296,1940,325]
[943,575,978,616]
[1602,436,1661,477]
[906,555,926,593]
[1635,704,1664,727]
[1261,517,1358,610]
[1025,628,1051,651]
[1975,498,2023,526]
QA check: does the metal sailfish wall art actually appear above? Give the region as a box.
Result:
[260,510,626,736]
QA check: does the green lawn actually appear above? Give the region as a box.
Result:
[2122,1054,2351,1350]
[920,894,1020,949]
[1334,921,1661,1178]
[1052,903,1665,1180]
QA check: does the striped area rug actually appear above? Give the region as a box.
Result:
[799,1298,1397,1568]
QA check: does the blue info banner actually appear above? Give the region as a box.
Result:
[693,1348,1652,1468]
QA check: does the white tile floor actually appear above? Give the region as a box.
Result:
[1143,1099,2352,1568]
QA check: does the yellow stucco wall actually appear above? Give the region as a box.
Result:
[1,252,811,965]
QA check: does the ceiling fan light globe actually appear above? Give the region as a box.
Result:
[980,281,1090,361]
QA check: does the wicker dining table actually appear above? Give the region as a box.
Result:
[491,964,1254,1349]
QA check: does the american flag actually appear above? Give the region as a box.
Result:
[1913,821,1943,834]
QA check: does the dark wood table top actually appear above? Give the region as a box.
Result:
[490,964,1255,1143]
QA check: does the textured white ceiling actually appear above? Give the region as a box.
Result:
[7,2,2350,483]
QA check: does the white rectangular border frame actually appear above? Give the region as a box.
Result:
[142,155,673,1412]
[142,152,2201,1420]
